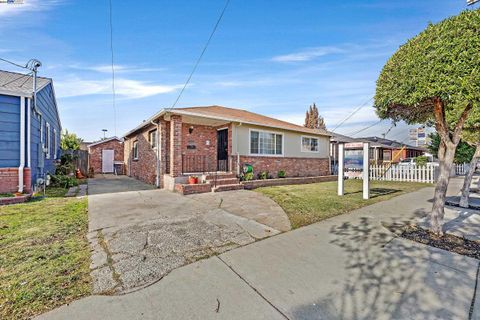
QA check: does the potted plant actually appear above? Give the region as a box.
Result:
[188,175,199,185]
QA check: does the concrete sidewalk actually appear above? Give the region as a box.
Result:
[38,186,479,320]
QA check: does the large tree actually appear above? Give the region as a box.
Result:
[304,103,326,130]
[374,9,480,234]
[427,133,476,164]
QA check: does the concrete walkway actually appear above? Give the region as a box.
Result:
[38,185,479,319]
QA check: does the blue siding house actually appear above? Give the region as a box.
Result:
[0,70,61,193]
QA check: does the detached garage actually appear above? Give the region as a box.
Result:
[88,137,124,174]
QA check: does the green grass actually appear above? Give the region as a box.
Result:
[0,193,14,198]
[256,180,429,229]
[0,196,91,319]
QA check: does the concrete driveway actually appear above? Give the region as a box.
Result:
[86,175,287,294]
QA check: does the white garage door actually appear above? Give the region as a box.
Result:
[102,149,114,173]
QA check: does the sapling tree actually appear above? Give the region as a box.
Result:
[459,127,480,208]
[374,9,480,234]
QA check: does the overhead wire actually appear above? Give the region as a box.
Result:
[330,96,373,133]
[168,0,231,110]
[108,0,117,136]
[0,57,27,69]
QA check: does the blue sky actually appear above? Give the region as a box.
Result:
[1,0,478,142]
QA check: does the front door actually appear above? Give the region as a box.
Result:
[217,129,228,171]
[102,149,114,173]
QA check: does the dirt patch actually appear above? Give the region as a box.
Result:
[398,225,480,260]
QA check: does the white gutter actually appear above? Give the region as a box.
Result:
[27,98,31,167]
[18,97,26,193]
[151,120,161,188]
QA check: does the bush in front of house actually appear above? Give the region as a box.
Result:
[50,174,79,188]
[415,155,428,166]
[258,171,269,180]
[278,170,286,178]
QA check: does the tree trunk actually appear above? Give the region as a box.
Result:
[430,144,456,234]
[459,144,480,208]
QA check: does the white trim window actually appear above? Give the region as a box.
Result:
[46,122,51,159]
[133,140,139,160]
[301,136,319,152]
[53,128,57,159]
[250,130,283,155]
[148,129,157,149]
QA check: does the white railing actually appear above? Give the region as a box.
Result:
[454,163,468,175]
[369,164,436,183]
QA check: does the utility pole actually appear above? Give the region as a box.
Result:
[102,129,108,139]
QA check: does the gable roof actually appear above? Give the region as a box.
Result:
[87,136,123,148]
[0,70,51,97]
[124,105,330,137]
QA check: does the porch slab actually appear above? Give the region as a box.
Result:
[188,190,292,232]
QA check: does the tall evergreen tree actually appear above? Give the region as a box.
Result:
[304,103,327,130]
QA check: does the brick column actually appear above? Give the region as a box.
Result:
[170,115,182,177]
[159,120,168,186]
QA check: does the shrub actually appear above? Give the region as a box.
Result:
[258,171,268,180]
[50,175,78,188]
[243,172,254,181]
[278,170,286,178]
[415,156,428,166]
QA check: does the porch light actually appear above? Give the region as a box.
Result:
[189,126,194,134]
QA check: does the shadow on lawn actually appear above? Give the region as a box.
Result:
[290,215,477,320]
[344,188,400,198]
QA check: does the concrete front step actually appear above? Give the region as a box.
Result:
[207,178,240,186]
[213,184,245,192]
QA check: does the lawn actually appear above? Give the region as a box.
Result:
[0,188,91,319]
[256,180,429,229]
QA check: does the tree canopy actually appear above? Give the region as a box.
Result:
[304,103,326,130]
[60,130,82,151]
[428,133,475,164]
[374,9,480,126]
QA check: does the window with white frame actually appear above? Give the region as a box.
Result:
[133,141,139,160]
[46,122,51,159]
[250,130,283,155]
[301,136,319,152]
[148,129,157,149]
[53,128,57,159]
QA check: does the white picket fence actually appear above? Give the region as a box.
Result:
[454,163,468,175]
[369,164,437,183]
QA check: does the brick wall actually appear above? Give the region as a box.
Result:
[238,156,330,178]
[181,123,218,172]
[125,125,158,185]
[89,140,124,173]
[0,167,32,193]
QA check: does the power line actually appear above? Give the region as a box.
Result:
[0,57,27,69]
[348,119,384,136]
[168,0,231,110]
[331,96,373,133]
[108,0,117,136]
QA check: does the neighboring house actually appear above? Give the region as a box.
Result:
[0,70,61,194]
[330,133,425,168]
[123,105,331,192]
[88,137,124,174]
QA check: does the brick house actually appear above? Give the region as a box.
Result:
[88,137,124,174]
[123,106,331,194]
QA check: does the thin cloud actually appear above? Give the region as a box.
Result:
[0,0,61,17]
[55,76,182,99]
[272,46,345,62]
[77,64,166,74]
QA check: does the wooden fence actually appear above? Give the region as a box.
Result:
[454,163,468,175]
[368,164,437,183]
